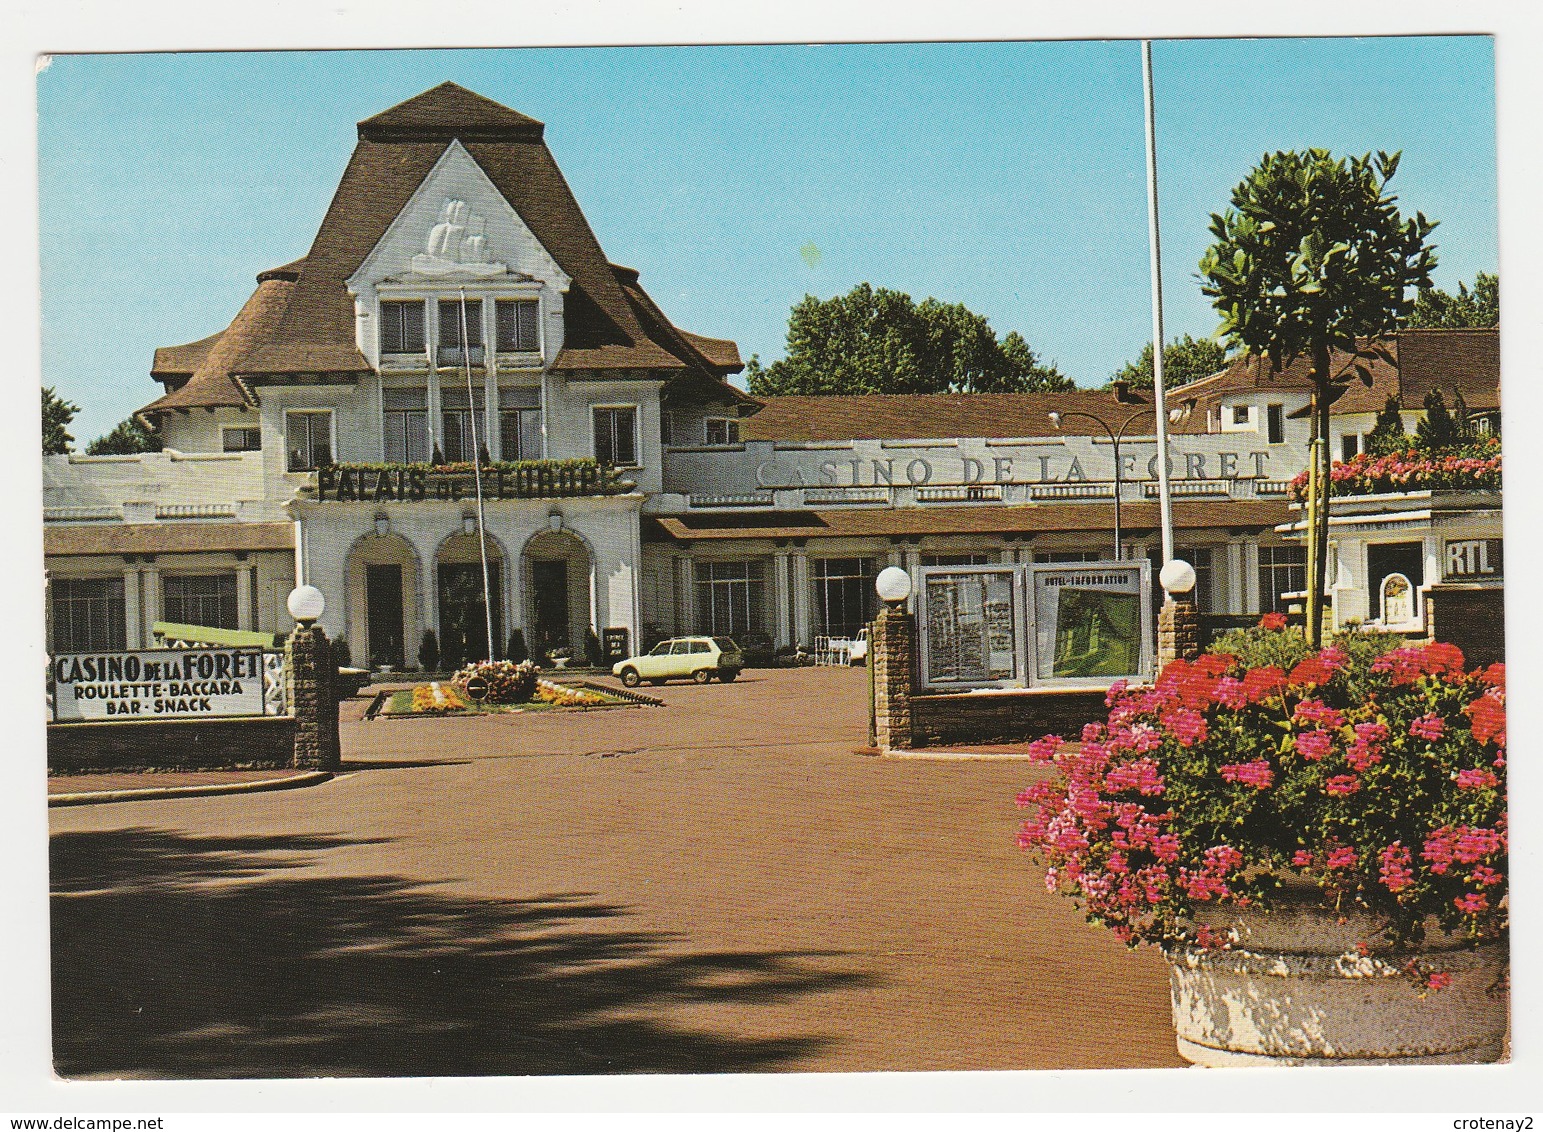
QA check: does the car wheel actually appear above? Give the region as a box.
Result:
[619,667,641,688]
[718,670,738,682]
[692,668,713,684]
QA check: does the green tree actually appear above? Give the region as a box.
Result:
[745,283,1074,396]
[1107,334,1228,390]
[1365,395,1409,456]
[42,386,79,455]
[1415,388,1462,451]
[1405,271,1498,329]
[1199,149,1437,645]
[86,415,163,455]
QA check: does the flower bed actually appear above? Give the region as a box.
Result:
[381,677,628,716]
[1289,443,1501,501]
[410,681,468,714]
[453,660,538,704]
[1015,619,1507,969]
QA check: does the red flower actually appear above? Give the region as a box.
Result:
[1219,760,1274,789]
[1258,612,1287,631]
[1426,971,1453,991]
[1325,774,1361,796]
[1241,666,1286,703]
[1467,694,1506,747]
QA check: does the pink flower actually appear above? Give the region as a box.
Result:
[1455,768,1499,791]
[1163,708,1208,747]
[1469,865,1502,888]
[1219,759,1274,789]
[1292,849,1314,868]
[1427,971,1453,991]
[1325,774,1361,796]
[1454,892,1490,915]
[1295,730,1333,762]
[1326,845,1358,870]
[1102,757,1165,796]
[1467,694,1506,747]
[1212,676,1247,709]
[1409,714,1446,741]
[1379,843,1415,893]
[1294,699,1345,729]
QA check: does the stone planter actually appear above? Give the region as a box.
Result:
[1166,899,1508,1067]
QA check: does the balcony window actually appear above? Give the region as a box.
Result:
[704,417,740,445]
[380,299,426,355]
[286,410,333,472]
[440,388,487,463]
[222,427,261,452]
[383,388,429,464]
[496,298,539,353]
[593,406,638,467]
[437,298,484,366]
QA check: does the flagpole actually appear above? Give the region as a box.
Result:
[460,288,496,663]
[1143,40,1176,569]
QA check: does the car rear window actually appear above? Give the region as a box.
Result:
[690,640,710,653]
[712,638,740,654]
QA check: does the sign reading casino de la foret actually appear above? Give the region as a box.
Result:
[51,648,267,723]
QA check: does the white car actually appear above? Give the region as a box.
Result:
[613,636,744,686]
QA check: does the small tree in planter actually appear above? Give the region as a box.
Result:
[418,630,440,673]
[1016,619,1507,1065]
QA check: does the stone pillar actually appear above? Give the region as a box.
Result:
[1158,597,1200,669]
[772,550,792,648]
[871,604,915,752]
[286,622,340,770]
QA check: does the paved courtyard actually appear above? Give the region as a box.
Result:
[49,666,1183,1077]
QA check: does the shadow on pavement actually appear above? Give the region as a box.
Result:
[50,828,873,1078]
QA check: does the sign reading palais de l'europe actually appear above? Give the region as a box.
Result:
[51,648,267,723]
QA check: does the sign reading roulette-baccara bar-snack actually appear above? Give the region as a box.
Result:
[50,648,268,722]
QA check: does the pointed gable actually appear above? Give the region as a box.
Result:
[229,82,706,379]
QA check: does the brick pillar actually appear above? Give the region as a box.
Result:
[286,622,340,770]
[871,604,915,752]
[1158,597,1200,669]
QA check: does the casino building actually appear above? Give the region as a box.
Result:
[41,84,1503,670]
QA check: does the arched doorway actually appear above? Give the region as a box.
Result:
[345,532,422,670]
[436,532,504,670]
[522,529,592,659]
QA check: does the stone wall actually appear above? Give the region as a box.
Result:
[909,689,1110,749]
[47,716,296,774]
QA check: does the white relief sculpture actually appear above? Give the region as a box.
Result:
[411,198,506,276]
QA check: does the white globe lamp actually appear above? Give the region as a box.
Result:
[287,584,326,625]
[1160,559,1197,596]
[875,566,913,606]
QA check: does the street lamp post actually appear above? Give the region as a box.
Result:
[1047,407,1155,561]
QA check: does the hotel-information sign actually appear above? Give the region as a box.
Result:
[918,560,1152,690]
[50,648,267,723]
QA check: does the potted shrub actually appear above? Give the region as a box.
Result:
[1015,618,1507,1066]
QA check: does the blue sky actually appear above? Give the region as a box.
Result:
[37,37,1497,444]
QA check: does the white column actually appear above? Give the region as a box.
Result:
[676,555,695,635]
[1226,540,1246,614]
[140,563,161,644]
[903,547,922,615]
[772,550,792,648]
[791,549,811,646]
[427,365,443,460]
[484,341,500,461]
[122,565,142,649]
[1243,542,1261,613]
[236,559,254,631]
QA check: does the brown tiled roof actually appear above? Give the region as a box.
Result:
[645,499,1291,542]
[219,84,715,380]
[44,521,294,557]
[678,330,743,373]
[1395,329,1499,411]
[740,391,1163,442]
[358,82,545,143]
[1172,329,1498,418]
[140,276,297,416]
[150,331,223,382]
